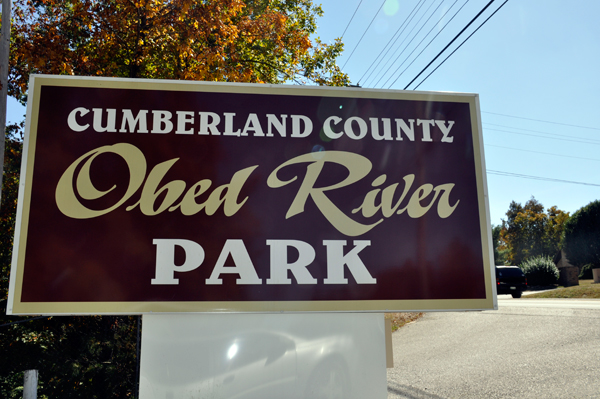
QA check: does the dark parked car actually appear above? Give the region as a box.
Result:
[496,266,527,298]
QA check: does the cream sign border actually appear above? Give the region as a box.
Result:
[7,75,497,315]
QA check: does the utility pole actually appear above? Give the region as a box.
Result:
[0,0,12,205]
[23,370,38,399]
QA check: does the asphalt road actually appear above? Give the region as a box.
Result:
[387,298,600,399]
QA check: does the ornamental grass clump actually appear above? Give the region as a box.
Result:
[520,255,560,287]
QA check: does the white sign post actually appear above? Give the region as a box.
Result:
[139,313,388,399]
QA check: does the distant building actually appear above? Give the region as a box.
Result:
[553,250,579,287]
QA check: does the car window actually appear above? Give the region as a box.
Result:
[497,268,524,277]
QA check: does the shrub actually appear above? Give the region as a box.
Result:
[520,256,560,287]
[579,264,595,279]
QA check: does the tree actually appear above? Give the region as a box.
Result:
[0,123,22,310]
[3,1,350,396]
[491,225,508,265]
[8,0,349,102]
[499,197,569,265]
[0,314,140,399]
[0,122,141,399]
[563,200,600,269]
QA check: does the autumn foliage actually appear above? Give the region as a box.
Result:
[498,197,569,266]
[2,1,349,396]
[8,0,349,102]
[0,125,22,309]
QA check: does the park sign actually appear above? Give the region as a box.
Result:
[7,75,495,315]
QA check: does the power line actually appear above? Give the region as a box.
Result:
[379,0,465,88]
[369,0,438,87]
[487,170,600,187]
[486,144,600,162]
[341,0,364,39]
[402,0,497,90]
[484,123,600,144]
[359,0,428,86]
[411,0,509,89]
[485,127,600,146]
[377,0,447,88]
[381,0,469,88]
[483,111,600,131]
[341,0,387,69]
[0,316,50,328]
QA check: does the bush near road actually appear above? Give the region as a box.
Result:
[520,255,560,286]
[525,280,600,299]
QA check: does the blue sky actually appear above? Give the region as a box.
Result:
[6,0,600,227]
[314,0,600,226]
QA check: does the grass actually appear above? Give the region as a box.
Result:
[525,279,600,299]
[385,312,423,332]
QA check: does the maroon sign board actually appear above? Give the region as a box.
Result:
[7,75,496,314]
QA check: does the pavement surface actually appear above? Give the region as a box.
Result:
[387,299,600,399]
